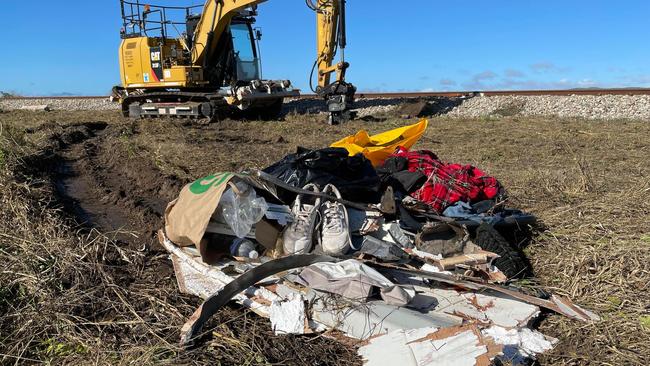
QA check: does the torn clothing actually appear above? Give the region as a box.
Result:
[379,149,503,214]
[295,259,413,306]
[375,156,427,193]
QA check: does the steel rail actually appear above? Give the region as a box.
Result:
[5,88,650,100]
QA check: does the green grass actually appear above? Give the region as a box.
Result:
[41,338,88,358]
[640,316,650,331]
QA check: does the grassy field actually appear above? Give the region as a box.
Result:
[0,109,648,365]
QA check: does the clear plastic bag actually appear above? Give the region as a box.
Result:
[217,181,269,238]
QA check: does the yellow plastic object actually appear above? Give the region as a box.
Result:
[330,119,429,166]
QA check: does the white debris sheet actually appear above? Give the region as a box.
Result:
[359,325,501,366]
[483,326,557,365]
[270,293,306,335]
[421,288,541,328]
[161,234,598,366]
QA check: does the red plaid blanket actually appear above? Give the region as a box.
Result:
[392,148,502,213]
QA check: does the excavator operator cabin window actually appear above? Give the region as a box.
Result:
[231,23,261,81]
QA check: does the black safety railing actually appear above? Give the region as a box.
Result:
[120,0,203,39]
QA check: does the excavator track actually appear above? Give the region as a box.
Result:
[121,91,227,119]
[122,89,290,121]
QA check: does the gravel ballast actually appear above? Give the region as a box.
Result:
[3,94,650,120]
[0,98,118,111]
[448,95,650,120]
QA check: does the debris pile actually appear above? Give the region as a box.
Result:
[159,119,598,365]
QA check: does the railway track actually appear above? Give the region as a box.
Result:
[6,88,650,100]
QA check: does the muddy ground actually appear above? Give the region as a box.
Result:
[0,107,649,365]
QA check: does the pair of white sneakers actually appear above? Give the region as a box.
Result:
[282,183,351,256]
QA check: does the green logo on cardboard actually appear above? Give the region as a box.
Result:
[189,172,232,195]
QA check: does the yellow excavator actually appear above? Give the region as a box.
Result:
[114,0,356,124]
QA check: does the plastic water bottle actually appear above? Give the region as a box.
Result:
[230,238,259,259]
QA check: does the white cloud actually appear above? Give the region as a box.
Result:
[505,69,525,78]
[439,78,457,86]
[529,62,570,74]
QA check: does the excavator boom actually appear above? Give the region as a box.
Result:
[311,0,356,124]
[191,0,266,66]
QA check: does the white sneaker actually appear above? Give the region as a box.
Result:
[320,184,351,255]
[282,184,321,255]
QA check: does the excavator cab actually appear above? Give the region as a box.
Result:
[231,22,261,82]
[204,16,263,86]
[183,12,261,83]
[116,1,297,120]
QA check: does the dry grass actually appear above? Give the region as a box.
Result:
[0,109,649,365]
[0,120,197,364]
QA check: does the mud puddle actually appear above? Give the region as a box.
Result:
[49,122,183,249]
[56,154,134,238]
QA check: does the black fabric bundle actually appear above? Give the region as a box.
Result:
[262,147,381,203]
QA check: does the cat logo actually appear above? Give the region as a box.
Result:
[150,51,161,62]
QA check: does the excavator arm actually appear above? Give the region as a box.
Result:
[191,0,267,66]
[310,0,356,124]
[190,0,355,123]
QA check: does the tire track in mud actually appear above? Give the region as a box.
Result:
[52,122,183,250]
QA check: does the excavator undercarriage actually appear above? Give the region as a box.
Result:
[115,81,295,120]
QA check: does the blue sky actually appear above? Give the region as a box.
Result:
[2,0,649,95]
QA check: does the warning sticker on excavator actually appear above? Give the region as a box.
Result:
[143,73,150,83]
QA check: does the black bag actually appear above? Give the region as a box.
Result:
[262,147,381,203]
